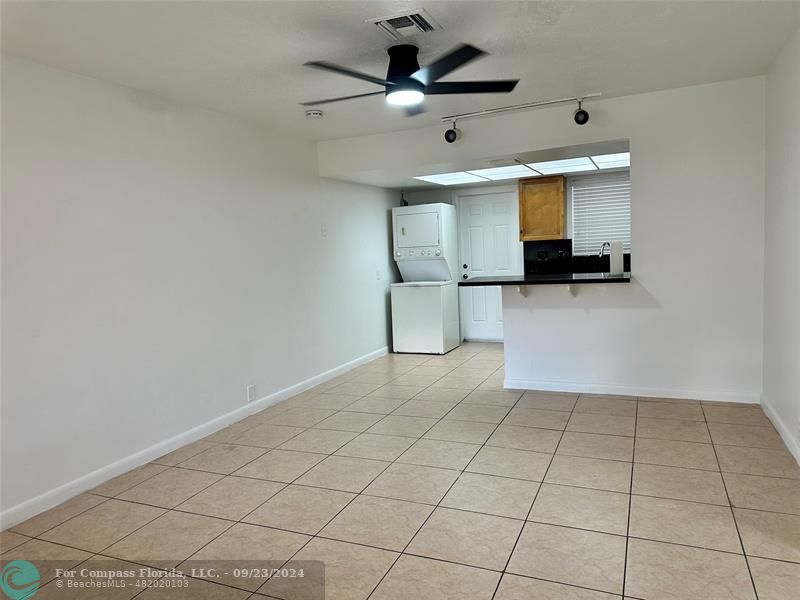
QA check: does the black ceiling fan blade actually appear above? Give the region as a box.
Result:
[425,80,519,94]
[404,103,427,117]
[303,61,393,87]
[411,44,486,86]
[300,91,385,107]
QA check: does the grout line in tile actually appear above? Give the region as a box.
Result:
[621,397,639,598]
[9,495,113,539]
[719,469,800,481]
[498,571,630,599]
[624,534,748,557]
[489,381,579,600]
[181,446,273,476]
[703,400,760,600]
[400,549,507,574]
[151,439,224,467]
[734,553,800,567]
[88,466,171,500]
[518,516,624,539]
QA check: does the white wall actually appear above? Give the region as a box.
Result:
[320,78,766,402]
[1,56,399,518]
[762,28,800,461]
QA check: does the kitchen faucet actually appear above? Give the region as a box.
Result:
[598,242,611,258]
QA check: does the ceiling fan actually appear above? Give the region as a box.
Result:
[300,44,519,116]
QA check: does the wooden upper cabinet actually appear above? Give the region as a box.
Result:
[518,175,566,241]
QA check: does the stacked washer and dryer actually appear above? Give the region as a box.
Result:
[390,203,461,354]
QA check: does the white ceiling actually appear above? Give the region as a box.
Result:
[3,1,798,141]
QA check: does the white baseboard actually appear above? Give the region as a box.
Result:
[761,394,800,466]
[0,346,388,530]
[503,378,760,404]
[249,346,388,411]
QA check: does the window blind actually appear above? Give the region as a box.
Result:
[569,171,631,256]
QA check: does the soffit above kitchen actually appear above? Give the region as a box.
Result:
[2,1,798,141]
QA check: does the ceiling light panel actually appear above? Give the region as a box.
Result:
[414,172,489,185]
[526,157,597,174]
[465,165,538,180]
[590,152,630,169]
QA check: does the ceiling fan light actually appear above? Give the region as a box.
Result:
[386,89,424,106]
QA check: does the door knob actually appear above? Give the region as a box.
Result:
[462,274,468,280]
[463,264,468,269]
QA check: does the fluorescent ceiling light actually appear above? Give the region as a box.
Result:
[415,153,630,186]
[386,89,424,106]
[466,165,538,180]
[414,171,489,185]
[590,152,630,169]
[526,157,597,174]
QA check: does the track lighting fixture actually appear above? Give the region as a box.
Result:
[574,100,590,125]
[444,121,462,144]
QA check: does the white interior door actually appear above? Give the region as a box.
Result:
[457,187,523,341]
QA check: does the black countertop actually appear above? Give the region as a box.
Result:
[459,272,632,286]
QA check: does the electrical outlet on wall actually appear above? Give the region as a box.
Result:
[321,223,328,237]
[376,269,381,280]
[247,384,256,403]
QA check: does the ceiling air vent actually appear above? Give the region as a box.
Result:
[367,9,441,40]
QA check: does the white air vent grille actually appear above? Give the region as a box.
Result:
[368,9,441,40]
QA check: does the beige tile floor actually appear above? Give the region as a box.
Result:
[2,342,800,599]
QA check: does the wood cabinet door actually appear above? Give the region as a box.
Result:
[518,175,566,241]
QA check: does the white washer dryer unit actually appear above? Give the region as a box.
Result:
[390,203,461,355]
[392,203,458,282]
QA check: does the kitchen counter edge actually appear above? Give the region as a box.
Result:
[458,272,632,286]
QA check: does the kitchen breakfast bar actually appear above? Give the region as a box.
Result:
[458,270,636,396]
[459,272,632,287]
